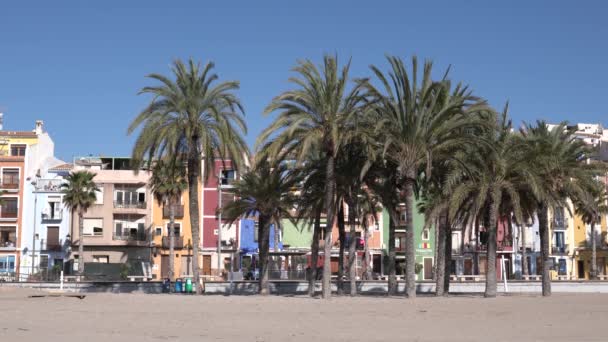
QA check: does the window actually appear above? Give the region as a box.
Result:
[44,197,62,220]
[220,169,236,185]
[422,228,430,241]
[399,210,406,223]
[39,255,49,269]
[1,169,19,188]
[254,221,259,242]
[451,232,460,253]
[319,224,327,241]
[10,144,26,156]
[155,227,162,236]
[0,226,16,247]
[0,255,15,272]
[46,226,60,249]
[0,198,18,218]
[83,218,103,236]
[92,255,109,263]
[95,185,104,204]
[166,223,181,236]
[114,187,146,207]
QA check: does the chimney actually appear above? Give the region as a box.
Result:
[35,120,43,135]
[0,113,3,131]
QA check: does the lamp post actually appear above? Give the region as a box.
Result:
[31,179,38,279]
[217,170,223,279]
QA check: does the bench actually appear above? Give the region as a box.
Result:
[63,275,83,282]
[596,274,608,280]
[555,275,571,281]
[522,275,542,281]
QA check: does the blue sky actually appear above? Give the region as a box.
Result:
[1,0,607,161]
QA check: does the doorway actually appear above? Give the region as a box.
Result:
[202,255,212,275]
[577,260,585,279]
[423,258,433,280]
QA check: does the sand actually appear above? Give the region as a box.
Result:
[0,288,606,341]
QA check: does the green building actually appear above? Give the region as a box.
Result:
[382,199,435,281]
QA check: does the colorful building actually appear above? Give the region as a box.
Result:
[572,211,608,279]
[150,179,196,280]
[0,117,58,281]
[68,156,153,279]
[382,201,435,281]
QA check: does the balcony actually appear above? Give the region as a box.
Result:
[114,201,146,209]
[0,210,17,220]
[34,179,64,192]
[113,230,148,242]
[162,236,184,249]
[163,205,184,218]
[41,212,62,222]
[553,220,568,229]
[552,244,568,254]
[0,182,19,191]
[0,227,17,250]
[40,240,63,252]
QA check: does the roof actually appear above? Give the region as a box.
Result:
[49,163,74,171]
[0,131,37,138]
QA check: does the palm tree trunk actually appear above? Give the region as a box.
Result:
[591,221,597,280]
[309,209,321,297]
[363,218,372,281]
[403,179,416,298]
[485,201,499,298]
[435,214,447,296]
[258,215,270,295]
[444,220,452,295]
[348,199,357,296]
[337,201,345,295]
[274,221,280,253]
[521,224,529,277]
[187,152,202,294]
[387,209,397,296]
[538,203,551,296]
[322,155,336,299]
[169,201,176,282]
[78,209,85,276]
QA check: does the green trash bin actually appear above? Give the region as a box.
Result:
[185,278,193,293]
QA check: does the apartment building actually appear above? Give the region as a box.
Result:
[0,115,58,280]
[68,156,153,278]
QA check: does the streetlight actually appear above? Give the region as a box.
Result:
[217,170,223,280]
[30,179,38,279]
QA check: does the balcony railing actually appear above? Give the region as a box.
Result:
[553,220,567,229]
[0,211,18,219]
[41,212,62,222]
[0,182,19,190]
[162,236,184,249]
[163,205,184,218]
[34,179,64,192]
[113,231,147,241]
[40,240,63,251]
[113,201,146,209]
[552,244,568,254]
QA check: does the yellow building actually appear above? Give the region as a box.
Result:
[572,213,608,279]
[150,184,201,280]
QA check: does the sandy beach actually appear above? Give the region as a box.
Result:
[0,288,606,342]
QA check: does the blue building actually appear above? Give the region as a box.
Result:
[238,219,282,276]
[20,163,72,278]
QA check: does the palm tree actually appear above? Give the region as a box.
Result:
[575,182,608,280]
[362,55,488,298]
[520,121,602,295]
[258,55,365,299]
[128,59,248,294]
[149,159,187,282]
[62,171,99,276]
[221,161,299,295]
[446,110,529,297]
